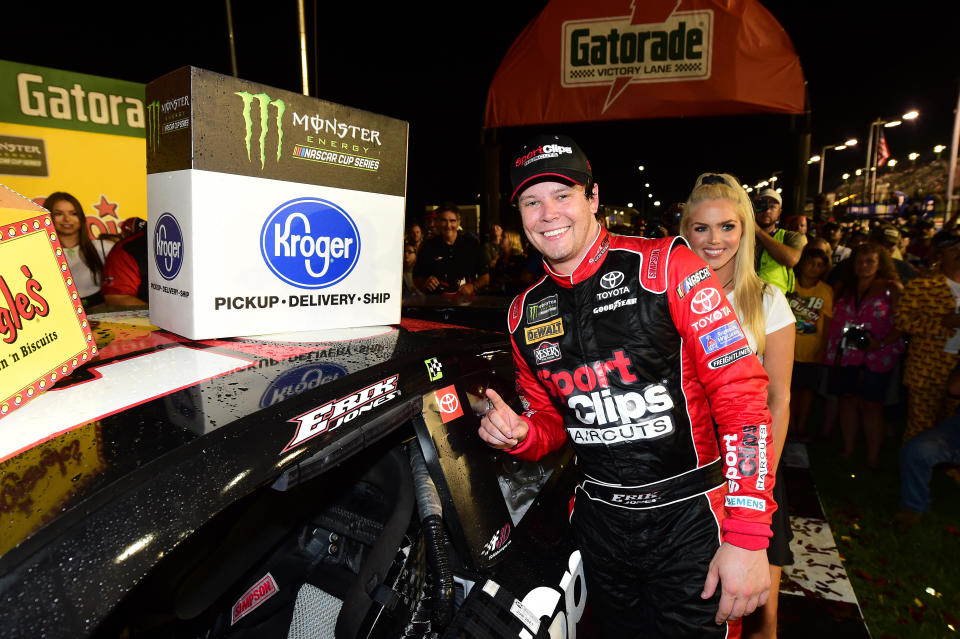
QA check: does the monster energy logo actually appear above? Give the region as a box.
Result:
[146,100,160,153]
[235,92,286,169]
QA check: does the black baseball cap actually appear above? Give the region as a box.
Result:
[510,134,593,201]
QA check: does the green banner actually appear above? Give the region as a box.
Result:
[0,60,145,138]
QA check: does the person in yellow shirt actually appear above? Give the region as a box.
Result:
[787,247,833,442]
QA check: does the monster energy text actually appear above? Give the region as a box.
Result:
[235,92,286,169]
[292,113,381,145]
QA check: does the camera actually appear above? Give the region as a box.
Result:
[841,323,872,351]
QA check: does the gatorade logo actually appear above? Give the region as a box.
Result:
[261,197,361,289]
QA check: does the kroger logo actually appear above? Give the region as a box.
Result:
[260,362,347,408]
[154,213,184,281]
[261,197,361,289]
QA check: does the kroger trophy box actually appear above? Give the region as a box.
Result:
[0,184,96,418]
[145,67,407,339]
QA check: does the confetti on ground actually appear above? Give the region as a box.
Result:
[782,516,861,606]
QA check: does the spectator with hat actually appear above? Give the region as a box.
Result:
[754,188,803,294]
[823,221,851,265]
[874,225,917,283]
[895,228,960,443]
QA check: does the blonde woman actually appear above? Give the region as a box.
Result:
[682,173,796,639]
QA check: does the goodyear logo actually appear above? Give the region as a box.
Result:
[236,91,286,169]
[525,318,564,345]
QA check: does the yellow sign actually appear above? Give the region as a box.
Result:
[1,60,146,239]
[0,186,95,417]
[525,318,565,344]
[0,421,104,554]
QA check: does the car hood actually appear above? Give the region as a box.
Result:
[0,310,509,631]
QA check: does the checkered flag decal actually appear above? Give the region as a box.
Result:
[425,357,443,381]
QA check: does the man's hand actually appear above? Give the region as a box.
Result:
[477,388,529,450]
[423,275,440,292]
[701,542,770,624]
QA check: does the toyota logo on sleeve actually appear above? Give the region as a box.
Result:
[600,271,624,289]
[690,288,722,314]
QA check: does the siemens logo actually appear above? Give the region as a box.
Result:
[260,197,361,289]
[154,213,184,280]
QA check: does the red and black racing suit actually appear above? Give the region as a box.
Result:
[505,228,775,638]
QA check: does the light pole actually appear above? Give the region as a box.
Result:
[811,138,858,194]
[863,111,918,206]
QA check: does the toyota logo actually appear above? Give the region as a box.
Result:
[438,392,459,414]
[691,288,722,314]
[600,271,624,289]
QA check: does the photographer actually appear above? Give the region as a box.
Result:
[754,189,803,294]
[824,241,904,469]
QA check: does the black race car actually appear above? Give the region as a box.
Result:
[0,310,589,638]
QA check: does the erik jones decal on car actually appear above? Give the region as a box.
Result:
[480,523,512,561]
[232,573,279,625]
[723,424,767,493]
[282,375,400,451]
[435,384,463,423]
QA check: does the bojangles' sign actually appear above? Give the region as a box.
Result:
[485,0,805,127]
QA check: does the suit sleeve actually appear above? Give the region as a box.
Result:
[502,294,567,461]
[666,243,776,550]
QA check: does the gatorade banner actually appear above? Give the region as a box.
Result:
[485,0,805,127]
[0,60,146,238]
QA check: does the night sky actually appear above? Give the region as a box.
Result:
[2,1,955,224]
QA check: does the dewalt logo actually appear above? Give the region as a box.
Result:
[525,318,564,345]
[235,92,286,169]
[146,100,160,153]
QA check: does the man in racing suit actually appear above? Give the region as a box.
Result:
[479,135,775,638]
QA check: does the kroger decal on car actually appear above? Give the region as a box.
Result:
[145,66,408,339]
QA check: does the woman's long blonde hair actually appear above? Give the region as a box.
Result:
[680,173,768,356]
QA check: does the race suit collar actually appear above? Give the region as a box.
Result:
[543,225,609,288]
